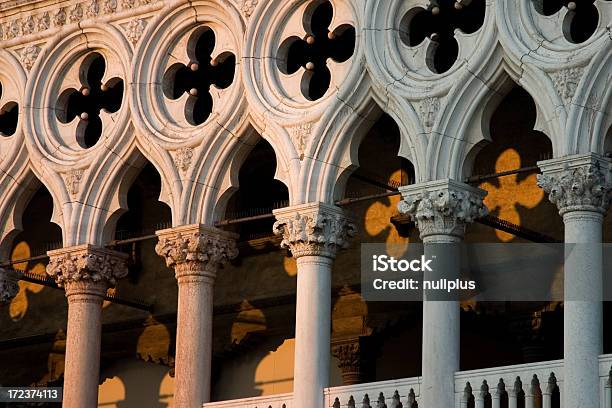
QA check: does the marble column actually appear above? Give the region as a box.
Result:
[538,153,612,408]
[155,224,238,408]
[398,179,487,408]
[0,267,21,304]
[273,203,355,408]
[46,245,128,408]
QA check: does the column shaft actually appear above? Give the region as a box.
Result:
[46,245,128,408]
[63,290,104,408]
[398,179,487,408]
[273,202,355,408]
[293,255,333,408]
[155,225,238,408]
[563,211,603,408]
[537,154,612,408]
[421,236,461,408]
[174,275,214,407]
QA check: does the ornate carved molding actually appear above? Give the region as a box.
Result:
[332,341,361,384]
[551,66,585,105]
[288,122,312,160]
[155,224,238,281]
[273,203,356,259]
[0,268,21,304]
[537,153,612,215]
[46,245,129,296]
[0,0,160,42]
[62,169,86,197]
[414,96,442,130]
[398,180,488,239]
[171,147,194,174]
[19,44,40,71]
[124,18,146,45]
[240,0,258,19]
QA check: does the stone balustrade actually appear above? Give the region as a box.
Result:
[455,359,564,408]
[324,377,421,407]
[201,355,612,408]
[202,392,292,408]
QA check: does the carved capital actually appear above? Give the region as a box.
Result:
[46,245,128,297]
[155,225,238,281]
[537,153,612,215]
[273,203,356,259]
[0,268,21,304]
[398,179,487,239]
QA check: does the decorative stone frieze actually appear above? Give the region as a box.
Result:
[0,268,21,304]
[46,245,129,296]
[0,0,159,42]
[398,179,488,239]
[273,203,356,259]
[537,153,612,215]
[155,224,238,280]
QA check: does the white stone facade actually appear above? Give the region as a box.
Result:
[1,0,612,407]
[0,0,609,248]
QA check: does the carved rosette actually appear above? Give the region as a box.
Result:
[0,268,21,304]
[46,245,129,297]
[272,203,356,259]
[537,154,612,215]
[155,225,238,281]
[398,180,488,239]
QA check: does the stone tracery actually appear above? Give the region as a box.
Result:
[55,52,124,148]
[162,27,236,126]
[399,0,486,73]
[276,0,355,100]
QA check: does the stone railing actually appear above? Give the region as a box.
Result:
[203,356,612,408]
[454,359,564,407]
[324,377,421,407]
[202,392,292,408]
[454,354,612,408]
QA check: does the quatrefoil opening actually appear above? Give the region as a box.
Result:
[162,27,236,126]
[532,0,603,43]
[276,0,356,101]
[400,0,486,74]
[55,53,124,149]
[0,82,18,137]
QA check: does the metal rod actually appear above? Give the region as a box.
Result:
[477,215,560,243]
[465,166,540,184]
[18,270,153,312]
[215,212,275,227]
[106,233,158,247]
[0,254,49,268]
[351,173,399,191]
[336,191,401,206]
